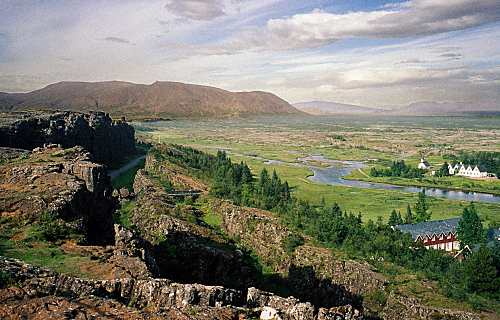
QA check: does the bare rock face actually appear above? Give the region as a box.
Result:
[131,169,263,289]
[0,257,362,320]
[210,200,386,308]
[0,145,116,244]
[0,111,135,166]
[112,224,159,278]
[381,292,480,320]
[247,288,316,320]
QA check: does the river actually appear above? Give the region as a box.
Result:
[299,155,500,204]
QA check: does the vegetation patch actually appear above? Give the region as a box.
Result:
[113,200,137,229]
[112,158,145,191]
[149,144,500,312]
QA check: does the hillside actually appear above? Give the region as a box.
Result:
[0,81,301,119]
[294,101,380,115]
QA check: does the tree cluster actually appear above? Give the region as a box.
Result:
[160,145,290,208]
[160,145,500,305]
[434,162,451,177]
[370,160,425,178]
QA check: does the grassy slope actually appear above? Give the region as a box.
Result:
[0,222,94,278]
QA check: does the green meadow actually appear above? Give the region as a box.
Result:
[136,115,500,225]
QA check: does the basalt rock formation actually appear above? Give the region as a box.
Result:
[0,111,136,167]
[0,145,116,244]
[0,257,363,320]
[139,147,484,320]
[131,169,262,289]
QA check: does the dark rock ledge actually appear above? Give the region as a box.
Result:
[0,257,362,320]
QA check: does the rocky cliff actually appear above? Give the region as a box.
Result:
[0,111,136,167]
[208,199,386,310]
[0,145,116,244]
[0,256,363,320]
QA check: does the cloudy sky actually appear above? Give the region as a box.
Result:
[0,0,499,107]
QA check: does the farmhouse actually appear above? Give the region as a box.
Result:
[448,162,489,178]
[394,218,461,252]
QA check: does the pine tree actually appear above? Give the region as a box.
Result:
[388,209,404,226]
[330,203,342,217]
[388,209,399,226]
[320,197,326,208]
[415,190,431,222]
[259,168,270,194]
[457,203,484,248]
[397,211,403,225]
[404,204,413,224]
[464,245,499,293]
[435,162,450,177]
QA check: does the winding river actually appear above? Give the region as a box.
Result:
[299,155,500,204]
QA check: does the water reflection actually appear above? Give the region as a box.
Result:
[301,155,500,204]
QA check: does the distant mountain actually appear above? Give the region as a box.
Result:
[294,100,500,116]
[389,101,499,115]
[0,81,301,119]
[293,101,381,115]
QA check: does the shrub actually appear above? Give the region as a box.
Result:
[282,233,305,255]
[365,289,387,308]
[36,212,69,242]
[0,271,13,289]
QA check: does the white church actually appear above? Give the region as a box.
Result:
[448,163,489,178]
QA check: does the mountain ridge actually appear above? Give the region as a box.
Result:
[295,100,499,116]
[293,101,381,115]
[0,81,301,119]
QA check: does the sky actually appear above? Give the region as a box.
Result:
[0,0,499,107]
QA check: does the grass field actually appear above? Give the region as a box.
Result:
[135,115,500,225]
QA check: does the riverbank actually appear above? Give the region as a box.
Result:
[346,168,500,196]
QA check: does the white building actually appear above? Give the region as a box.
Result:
[451,162,488,178]
[418,158,430,170]
[448,163,460,175]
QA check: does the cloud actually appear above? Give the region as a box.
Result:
[398,58,428,64]
[103,36,132,44]
[229,0,500,50]
[165,0,226,20]
[440,52,462,59]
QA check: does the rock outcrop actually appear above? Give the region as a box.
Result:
[380,291,480,320]
[131,169,263,289]
[210,199,386,308]
[0,257,363,320]
[0,145,116,244]
[0,111,135,166]
[112,224,159,278]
